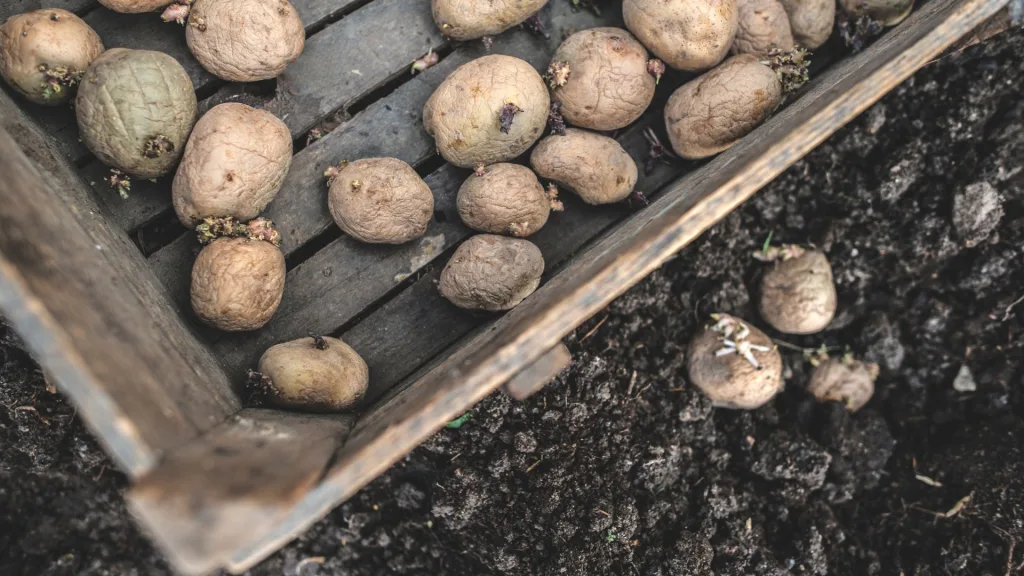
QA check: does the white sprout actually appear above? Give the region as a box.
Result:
[710,316,770,369]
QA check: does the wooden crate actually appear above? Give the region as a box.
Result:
[0,0,1011,572]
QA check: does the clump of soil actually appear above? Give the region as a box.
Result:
[0,28,1022,576]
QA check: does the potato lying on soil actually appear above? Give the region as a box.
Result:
[439,234,544,311]
[76,48,197,180]
[327,157,434,244]
[256,336,369,412]
[664,54,780,160]
[547,28,657,131]
[431,0,548,40]
[530,128,637,205]
[186,0,305,82]
[98,0,174,13]
[779,0,834,49]
[732,0,794,56]
[838,0,913,26]
[623,0,738,72]
[191,218,285,331]
[424,55,549,168]
[0,9,104,106]
[172,103,292,228]
[806,355,878,411]
[687,314,783,409]
[457,163,561,238]
[757,245,836,334]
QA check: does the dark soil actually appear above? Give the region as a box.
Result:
[2,27,1022,576]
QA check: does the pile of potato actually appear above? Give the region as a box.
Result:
[0,0,912,413]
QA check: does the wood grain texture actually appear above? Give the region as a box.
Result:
[503,342,571,400]
[0,0,94,22]
[128,409,354,576]
[223,0,1009,570]
[0,90,239,477]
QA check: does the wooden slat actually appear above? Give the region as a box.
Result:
[0,0,95,22]
[128,409,354,576]
[0,90,239,477]
[220,0,1008,570]
[503,342,571,400]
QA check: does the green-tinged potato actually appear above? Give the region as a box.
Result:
[623,0,739,71]
[687,314,783,409]
[457,163,557,238]
[530,128,637,205]
[191,234,285,331]
[431,0,548,40]
[327,157,434,244]
[439,234,544,311]
[258,337,369,412]
[0,9,103,105]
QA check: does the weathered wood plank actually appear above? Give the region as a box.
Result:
[0,0,94,22]
[93,0,445,233]
[0,90,239,477]
[219,0,1008,570]
[128,409,354,576]
[503,342,571,400]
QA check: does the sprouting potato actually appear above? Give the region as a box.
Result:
[806,355,878,411]
[256,336,369,412]
[457,163,560,238]
[687,313,783,409]
[757,245,837,335]
[530,128,637,205]
[732,0,795,57]
[327,157,434,244]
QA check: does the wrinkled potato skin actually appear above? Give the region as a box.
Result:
[732,0,794,56]
[807,358,877,412]
[0,9,103,105]
[424,55,549,168]
[259,337,369,412]
[664,54,780,160]
[779,0,834,49]
[687,315,783,409]
[432,0,549,40]
[186,0,305,82]
[191,238,285,331]
[76,48,197,179]
[173,103,292,228]
[550,28,655,131]
[98,0,174,13]
[328,158,434,244]
[839,0,913,26]
[623,0,738,72]
[530,128,637,205]
[439,235,544,311]
[759,249,836,334]
[457,163,549,237]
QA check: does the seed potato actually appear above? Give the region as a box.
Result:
[423,54,549,168]
[457,163,557,238]
[327,157,434,244]
[758,246,836,334]
[687,314,783,409]
[732,0,794,57]
[779,0,834,49]
[76,48,197,179]
[664,54,780,160]
[0,9,104,106]
[838,0,914,26]
[530,128,637,205]
[439,234,544,311]
[98,0,174,13]
[186,0,305,82]
[191,232,285,332]
[547,28,656,131]
[258,336,369,412]
[623,0,739,72]
[431,0,548,40]
[172,103,292,228]
[806,356,878,411]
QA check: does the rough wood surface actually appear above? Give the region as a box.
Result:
[0,0,94,22]
[503,342,571,400]
[0,90,239,477]
[218,0,1008,570]
[128,409,354,576]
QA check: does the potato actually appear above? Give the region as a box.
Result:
[687,314,783,409]
[98,0,174,13]
[76,48,197,179]
[547,28,656,131]
[664,54,780,160]
[758,246,836,334]
[327,157,434,244]
[257,336,369,412]
[186,0,305,82]
[779,0,834,49]
[431,0,548,40]
[191,222,285,331]
[423,55,549,168]
[623,0,738,72]
[806,356,877,411]
[0,9,103,106]
[172,103,292,228]
[457,163,558,238]
[732,0,794,56]
[530,128,637,205]
[439,234,544,311]
[838,0,913,26]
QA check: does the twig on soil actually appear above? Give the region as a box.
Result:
[526,458,543,473]
[913,457,943,487]
[92,465,106,481]
[579,314,609,343]
[1002,294,1024,321]
[295,556,325,575]
[911,493,971,519]
[15,405,49,425]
